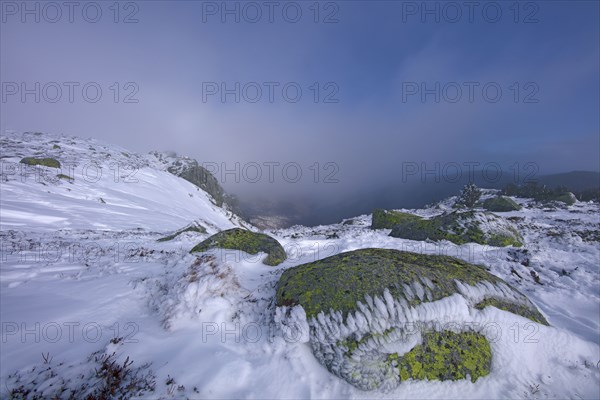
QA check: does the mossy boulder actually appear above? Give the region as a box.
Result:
[276,248,545,322]
[191,228,286,266]
[20,157,61,169]
[549,192,576,206]
[275,248,547,390]
[157,222,207,242]
[483,196,522,212]
[387,210,523,247]
[371,209,421,229]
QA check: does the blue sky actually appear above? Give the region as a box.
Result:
[1,0,598,199]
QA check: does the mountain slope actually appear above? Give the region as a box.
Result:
[0,132,246,232]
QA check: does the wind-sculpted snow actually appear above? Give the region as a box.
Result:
[145,254,250,330]
[275,249,547,390]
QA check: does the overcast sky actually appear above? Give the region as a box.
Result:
[1,1,598,201]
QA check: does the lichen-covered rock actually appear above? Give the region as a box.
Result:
[483,196,522,212]
[388,210,523,247]
[20,157,61,169]
[275,248,547,390]
[371,209,421,229]
[190,228,286,266]
[550,192,577,206]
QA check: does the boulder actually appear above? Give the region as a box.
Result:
[483,196,522,212]
[20,157,61,169]
[387,210,523,247]
[371,209,421,229]
[275,248,547,390]
[550,192,576,206]
[191,228,286,266]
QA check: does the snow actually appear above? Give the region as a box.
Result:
[1,132,599,398]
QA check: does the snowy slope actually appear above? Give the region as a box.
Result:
[1,132,599,399]
[0,132,245,232]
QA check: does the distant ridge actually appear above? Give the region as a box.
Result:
[535,171,600,192]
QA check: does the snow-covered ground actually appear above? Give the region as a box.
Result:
[1,132,599,399]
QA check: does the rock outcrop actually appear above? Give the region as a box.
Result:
[275,248,547,390]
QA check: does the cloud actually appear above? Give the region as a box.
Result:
[1,1,598,212]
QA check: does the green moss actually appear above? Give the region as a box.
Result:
[399,366,410,381]
[371,209,422,229]
[475,297,548,325]
[20,157,61,168]
[190,228,287,266]
[52,144,61,149]
[487,233,522,247]
[483,196,521,212]
[397,330,491,383]
[276,248,502,318]
[337,337,359,354]
[56,174,73,181]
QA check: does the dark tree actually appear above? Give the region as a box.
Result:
[456,183,482,208]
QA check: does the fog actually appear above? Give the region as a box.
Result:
[2,1,598,224]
